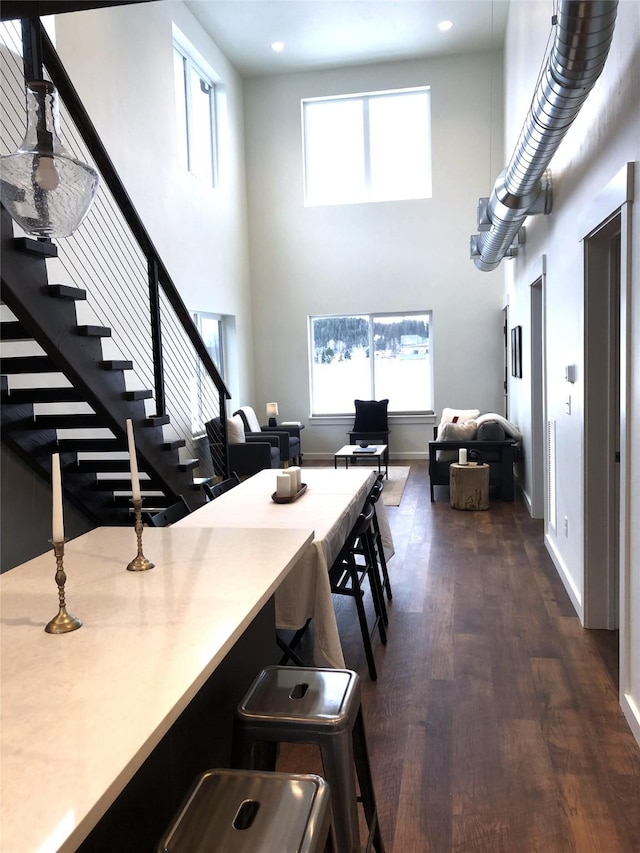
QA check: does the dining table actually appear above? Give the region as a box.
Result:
[0,524,314,853]
[175,466,395,669]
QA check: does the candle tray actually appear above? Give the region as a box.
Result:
[271,483,307,503]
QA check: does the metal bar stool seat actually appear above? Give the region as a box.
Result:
[157,768,333,853]
[232,666,385,853]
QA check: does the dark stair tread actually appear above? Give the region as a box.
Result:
[91,478,159,491]
[1,321,29,340]
[56,438,125,452]
[124,389,153,401]
[48,284,87,300]
[100,360,133,371]
[14,237,58,257]
[144,415,170,427]
[14,414,103,429]
[111,494,172,508]
[163,439,186,450]
[1,387,83,403]
[0,355,57,373]
[178,459,199,472]
[74,459,141,473]
[76,325,112,338]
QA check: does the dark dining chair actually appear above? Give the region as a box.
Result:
[144,495,190,527]
[329,502,388,680]
[203,472,241,500]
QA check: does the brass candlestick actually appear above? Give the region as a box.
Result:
[45,539,82,634]
[127,497,155,571]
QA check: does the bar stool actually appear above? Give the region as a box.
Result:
[232,666,385,853]
[156,768,333,852]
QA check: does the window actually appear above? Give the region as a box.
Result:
[302,87,431,207]
[173,42,217,186]
[309,313,432,415]
[190,312,225,434]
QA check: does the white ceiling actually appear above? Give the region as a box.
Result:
[184,0,510,77]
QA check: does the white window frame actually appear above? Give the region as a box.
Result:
[190,311,225,435]
[173,39,218,187]
[302,86,432,207]
[308,311,433,416]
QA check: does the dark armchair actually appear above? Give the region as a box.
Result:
[233,406,302,466]
[205,416,280,478]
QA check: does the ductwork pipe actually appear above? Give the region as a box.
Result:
[471,0,618,272]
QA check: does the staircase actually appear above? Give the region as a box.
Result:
[1,205,210,525]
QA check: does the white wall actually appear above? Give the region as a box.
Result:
[54,0,255,405]
[503,0,640,743]
[243,50,506,457]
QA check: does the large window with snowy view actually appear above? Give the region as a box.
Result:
[309,313,433,415]
[302,87,432,207]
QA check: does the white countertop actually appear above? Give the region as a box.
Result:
[0,524,313,853]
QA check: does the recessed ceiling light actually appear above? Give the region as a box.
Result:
[270,41,285,53]
[438,20,453,32]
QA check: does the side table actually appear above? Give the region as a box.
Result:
[450,462,490,510]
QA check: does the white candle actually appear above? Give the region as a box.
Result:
[458,448,468,465]
[126,419,141,502]
[292,466,302,491]
[51,453,64,542]
[276,473,291,498]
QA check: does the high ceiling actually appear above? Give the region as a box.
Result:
[184,0,510,78]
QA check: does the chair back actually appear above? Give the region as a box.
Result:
[353,399,389,432]
[235,406,262,433]
[205,473,241,500]
[146,495,190,527]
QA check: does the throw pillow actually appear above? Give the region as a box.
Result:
[227,414,246,444]
[439,407,480,427]
[439,420,478,441]
[353,399,389,432]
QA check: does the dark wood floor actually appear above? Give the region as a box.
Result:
[279,461,640,852]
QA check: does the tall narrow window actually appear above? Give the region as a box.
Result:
[309,312,433,415]
[173,43,217,186]
[302,87,431,207]
[190,312,225,434]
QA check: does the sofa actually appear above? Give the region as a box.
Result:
[428,409,521,502]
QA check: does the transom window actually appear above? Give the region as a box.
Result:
[309,312,433,415]
[302,87,432,207]
[173,41,217,186]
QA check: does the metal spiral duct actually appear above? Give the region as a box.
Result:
[471,0,618,272]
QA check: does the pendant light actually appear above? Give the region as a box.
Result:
[0,79,99,239]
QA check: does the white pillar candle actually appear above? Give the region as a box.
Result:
[126,419,141,502]
[458,448,468,465]
[285,467,300,494]
[51,453,64,542]
[276,473,291,498]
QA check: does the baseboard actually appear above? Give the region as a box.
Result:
[544,531,583,621]
[622,693,640,748]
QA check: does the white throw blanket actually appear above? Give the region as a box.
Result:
[475,412,522,440]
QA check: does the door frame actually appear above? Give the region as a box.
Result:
[581,163,633,703]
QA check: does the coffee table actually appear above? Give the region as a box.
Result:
[334,444,388,479]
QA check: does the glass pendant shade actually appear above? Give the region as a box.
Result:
[0,80,99,238]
